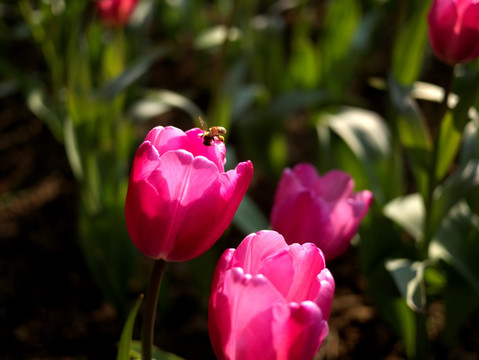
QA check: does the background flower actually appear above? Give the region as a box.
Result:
[428,0,479,64]
[97,0,139,27]
[208,230,335,360]
[270,163,373,261]
[125,126,253,262]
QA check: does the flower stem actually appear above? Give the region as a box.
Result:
[141,259,166,360]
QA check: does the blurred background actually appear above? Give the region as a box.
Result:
[1,0,479,359]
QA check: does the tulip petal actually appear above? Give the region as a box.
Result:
[273,302,329,360]
[271,190,334,248]
[168,160,253,261]
[316,268,335,320]
[273,168,306,206]
[233,230,290,274]
[286,243,326,302]
[211,268,284,360]
[313,169,354,202]
[292,163,320,187]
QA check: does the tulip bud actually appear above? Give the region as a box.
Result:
[270,163,373,261]
[427,0,479,64]
[208,230,335,360]
[125,126,253,262]
[97,0,139,27]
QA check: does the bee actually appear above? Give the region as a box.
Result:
[199,117,227,146]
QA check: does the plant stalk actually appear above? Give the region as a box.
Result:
[141,259,166,360]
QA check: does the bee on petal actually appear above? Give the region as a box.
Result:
[199,117,227,146]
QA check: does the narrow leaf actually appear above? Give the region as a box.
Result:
[117,294,144,360]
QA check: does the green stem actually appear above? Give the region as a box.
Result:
[141,259,166,360]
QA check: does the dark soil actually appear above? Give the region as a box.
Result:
[1,94,479,360]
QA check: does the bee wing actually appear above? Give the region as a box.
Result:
[198,116,208,131]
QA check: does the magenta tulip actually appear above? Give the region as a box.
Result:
[97,0,139,27]
[428,0,479,64]
[125,126,253,262]
[270,163,373,261]
[208,230,335,360]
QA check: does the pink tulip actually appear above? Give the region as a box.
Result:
[270,163,373,261]
[125,126,253,262]
[208,230,335,360]
[97,0,139,27]
[428,0,479,64]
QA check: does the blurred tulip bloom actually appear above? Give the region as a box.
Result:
[428,0,479,64]
[208,230,335,360]
[270,163,373,261]
[125,126,253,262]
[97,0,139,27]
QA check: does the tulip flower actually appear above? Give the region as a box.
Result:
[97,0,139,27]
[270,163,373,261]
[427,0,479,64]
[208,230,335,360]
[125,125,253,262]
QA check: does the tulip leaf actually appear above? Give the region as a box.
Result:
[459,120,478,166]
[233,195,270,235]
[388,75,432,196]
[130,341,184,360]
[26,86,64,142]
[129,89,204,122]
[429,201,479,294]
[100,45,170,100]
[429,160,479,236]
[323,107,391,202]
[194,25,241,50]
[391,0,430,85]
[436,111,462,181]
[64,117,83,181]
[383,193,424,242]
[117,294,143,360]
[452,70,479,131]
[385,258,427,313]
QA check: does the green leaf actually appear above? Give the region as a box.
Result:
[391,0,430,85]
[452,70,479,131]
[100,46,170,100]
[430,160,479,235]
[233,195,270,235]
[429,201,479,293]
[436,111,462,180]
[194,25,241,50]
[288,36,319,89]
[385,258,427,312]
[459,120,478,166]
[117,294,144,360]
[388,75,432,196]
[323,107,391,204]
[26,87,64,142]
[383,193,424,242]
[320,0,361,93]
[129,89,204,122]
[130,341,185,360]
[63,117,83,181]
